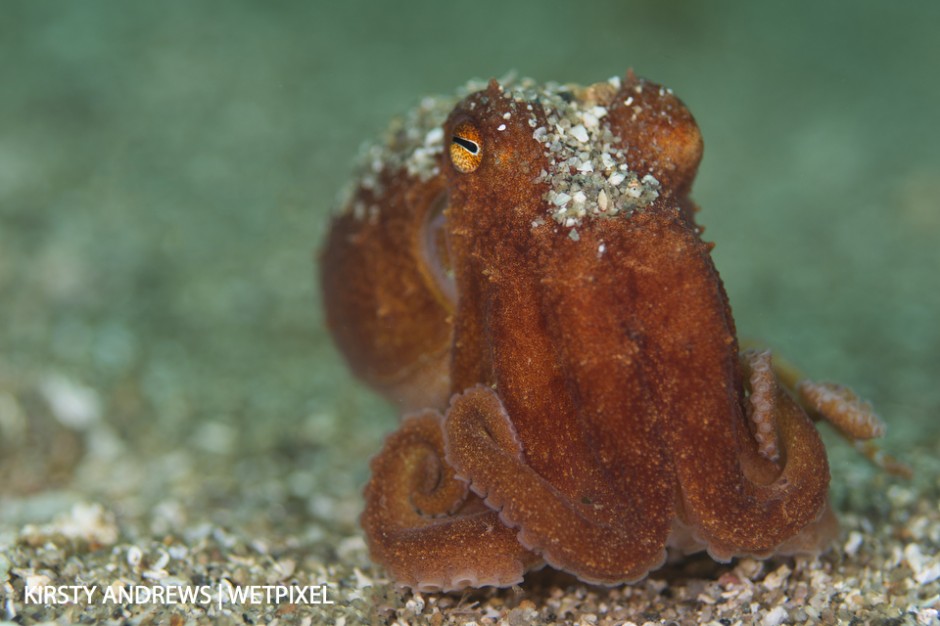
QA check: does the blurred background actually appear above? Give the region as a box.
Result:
[1,0,937,544]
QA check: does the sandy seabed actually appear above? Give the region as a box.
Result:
[0,367,938,625]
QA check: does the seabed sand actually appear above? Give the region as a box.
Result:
[0,367,938,625]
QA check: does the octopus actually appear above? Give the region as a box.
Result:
[319,73,893,592]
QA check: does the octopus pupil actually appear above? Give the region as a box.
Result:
[452,136,479,154]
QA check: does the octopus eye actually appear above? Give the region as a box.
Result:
[449,122,483,173]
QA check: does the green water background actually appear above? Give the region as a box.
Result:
[1,2,938,489]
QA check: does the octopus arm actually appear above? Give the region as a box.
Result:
[361,410,540,592]
[623,211,831,559]
[442,222,677,584]
[443,386,672,585]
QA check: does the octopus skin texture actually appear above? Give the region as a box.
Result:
[319,74,888,592]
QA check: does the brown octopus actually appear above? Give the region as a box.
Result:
[320,74,888,592]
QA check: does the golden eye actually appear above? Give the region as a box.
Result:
[449,121,482,173]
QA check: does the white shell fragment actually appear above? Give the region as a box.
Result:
[570,124,589,143]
